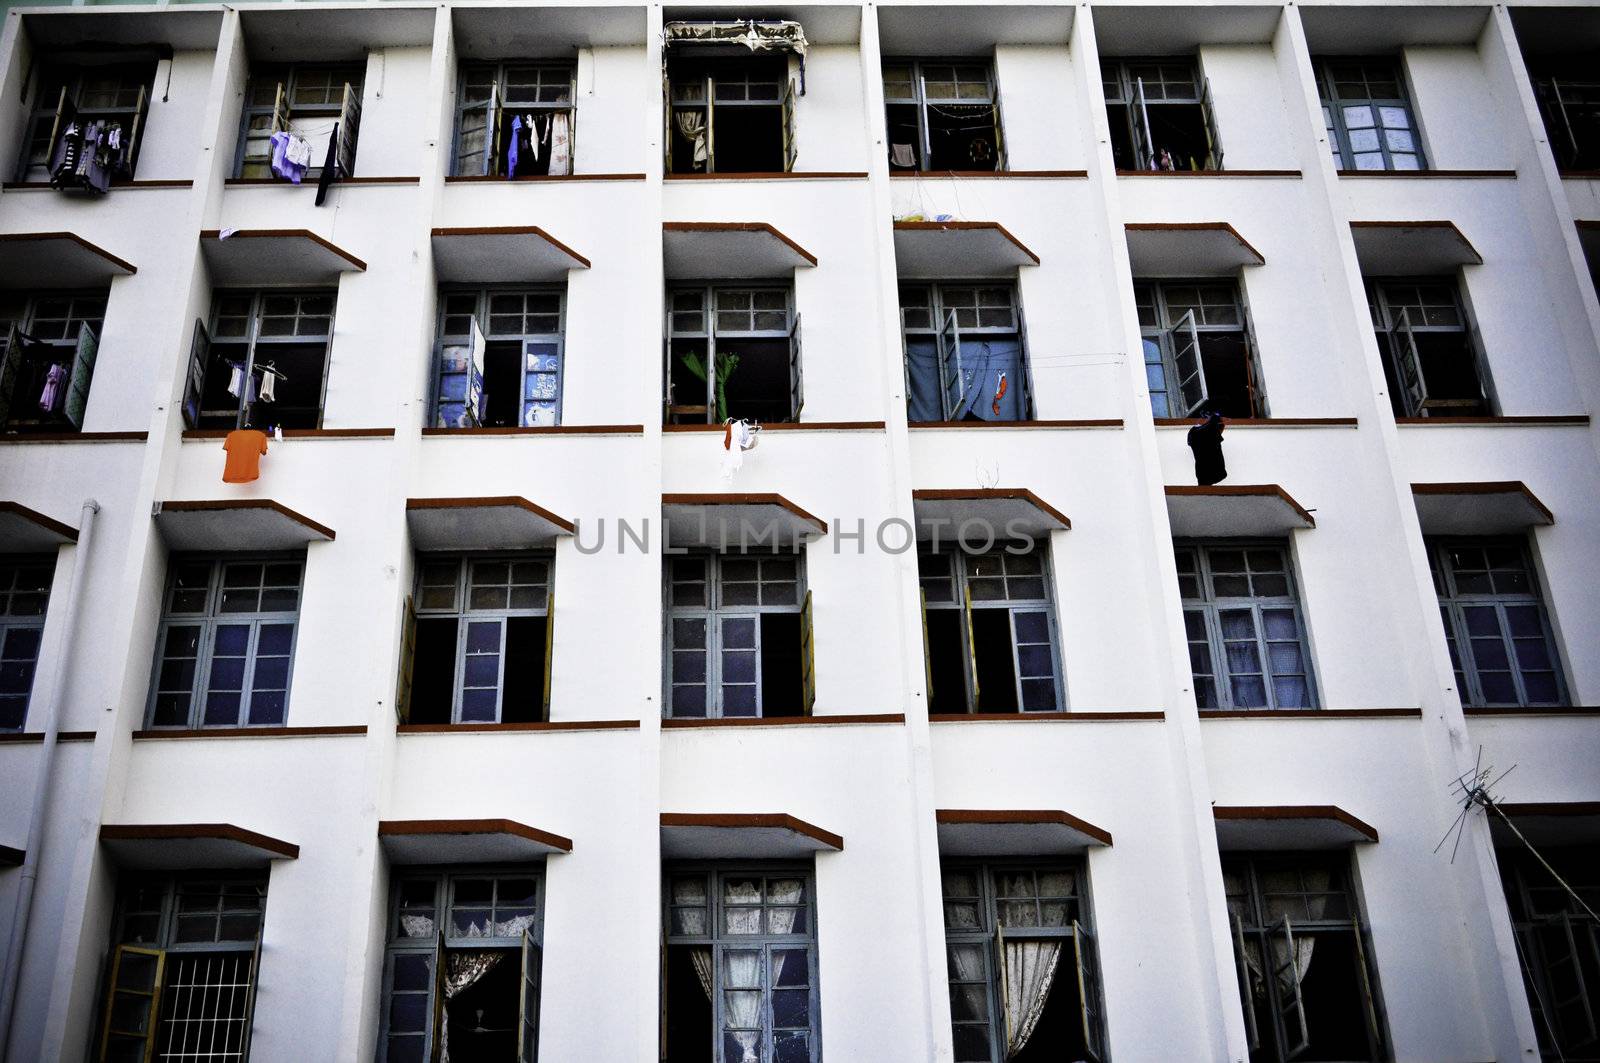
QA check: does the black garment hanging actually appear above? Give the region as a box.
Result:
[1186,411,1227,486]
[315,121,339,206]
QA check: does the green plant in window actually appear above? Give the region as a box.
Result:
[680,350,739,422]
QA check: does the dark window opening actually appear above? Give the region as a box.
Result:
[666,287,800,425]
[668,57,791,175]
[1367,279,1488,418]
[664,945,714,1062]
[1103,59,1222,172]
[444,947,521,1056]
[882,60,1002,173]
[410,618,458,725]
[1498,845,1600,1060]
[432,288,566,430]
[190,290,335,431]
[759,612,804,717]
[20,60,155,184]
[970,609,1019,713]
[919,548,1061,714]
[0,291,108,433]
[235,62,364,180]
[1529,61,1600,171]
[454,62,575,177]
[503,617,547,722]
[482,340,523,427]
[899,284,1031,424]
[717,338,792,423]
[1010,959,1091,1062]
[1136,280,1262,419]
[925,610,968,713]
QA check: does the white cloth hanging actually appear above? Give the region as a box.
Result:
[257,368,277,403]
[719,418,760,480]
[674,111,707,169]
[527,114,541,163]
[890,143,916,168]
[227,366,244,398]
[283,133,313,168]
[548,112,571,176]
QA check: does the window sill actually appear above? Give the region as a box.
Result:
[0,730,95,743]
[0,431,148,444]
[1198,708,1421,719]
[1154,417,1356,428]
[1336,169,1516,179]
[1394,415,1590,427]
[2,179,192,190]
[396,720,640,734]
[444,173,647,183]
[181,428,395,440]
[666,171,868,180]
[131,725,366,740]
[662,713,905,729]
[908,419,1122,430]
[420,425,644,437]
[1116,169,1301,178]
[1559,170,1600,180]
[1462,706,1600,717]
[890,170,1088,179]
[663,421,885,433]
[224,177,420,186]
[928,711,1163,722]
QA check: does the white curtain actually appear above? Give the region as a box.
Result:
[689,947,712,1000]
[674,112,708,168]
[1003,940,1062,1057]
[548,112,571,176]
[439,950,505,1063]
[1243,870,1333,996]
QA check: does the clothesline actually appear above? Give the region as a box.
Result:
[227,358,290,381]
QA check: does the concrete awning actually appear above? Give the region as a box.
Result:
[1490,802,1600,847]
[200,229,366,285]
[0,232,136,289]
[0,501,78,552]
[100,823,299,869]
[1125,222,1264,275]
[911,489,1069,541]
[1165,485,1315,537]
[893,222,1038,279]
[153,500,335,551]
[1350,221,1482,275]
[431,227,589,283]
[1213,806,1378,850]
[661,813,842,859]
[379,819,572,864]
[877,5,1073,53]
[406,497,573,551]
[1412,481,1553,535]
[662,493,826,549]
[936,809,1112,855]
[0,844,22,868]
[663,223,816,280]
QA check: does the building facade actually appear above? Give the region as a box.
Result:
[0,0,1597,1060]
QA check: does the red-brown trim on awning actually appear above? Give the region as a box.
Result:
[100,823,299,859]
[892,221,1038,262]
[1411,480,1554,532]
[0,500,78,548]
[911,488,1071,533]
[936,808,1113,847]
[153,499,336,548]
[891,220,1039,276]
[200,228,366,270]
[1125,221,1265,268]
[1213,805,1378,847]
[379,818,573,854]
[661,813,843,851]
[1165,484,1316,535]
[0,230,137,281]
[662,222,817,277]
[430,225,591,281]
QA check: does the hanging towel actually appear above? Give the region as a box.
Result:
[257,369,277,403]
[508,115,522,177]
[227,365,244,398]
[548,112,571,176]
[719,418,759,480]
[315,122,340,206]
[890,143,916,168]
[38,363,67,413]
[527,114,542,164]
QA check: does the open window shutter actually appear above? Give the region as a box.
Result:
[182,320,210,429]
[62,323,99,429]
[919,589,935,707]
[1543,79,1581,161]
[658,923,669,1061]
[991,84,1006,171]
[1170,309,1207,416]
[1231,913,1260,1051]
[799,588,816,715]
[97,945,165,1063]
[271,82,289,137]
[1390,307,1428,416]
[1546,912,1599,1047]
[1200,77,1223,171]
[240,928,265,1057]
[963,583,980,710]
[468,320,487,423]
[541,590,555,720]
[994,923,1011,1049]
[940,309,964,420]
[518,927,542,1062]
[337,82,362,177]
[1270,915,1310,1060]
[395,594,417,723]
[124,84,150,177]
[1072,921,1106,1063]
[662,71,673,172]
[782,76,797,172]
[662,327,673,419]
[483,84,501,176]
[787,312,803,419]
[1239,296,1264,417]
[1350,924,1387,1055]
[429,929,447,1063]
[45,86,68,174]
[1132,77,1154,169]
[0,325,23,426]
[1015,302,1034,419]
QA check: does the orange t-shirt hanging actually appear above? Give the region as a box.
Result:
[222,429,268,483]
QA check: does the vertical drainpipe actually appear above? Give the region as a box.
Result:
[0,498,99,1063]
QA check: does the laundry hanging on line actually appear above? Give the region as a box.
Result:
[720,418,761,480]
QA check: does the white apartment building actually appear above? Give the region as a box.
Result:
[0,0,1596,1059]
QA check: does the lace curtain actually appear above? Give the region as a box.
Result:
[1003,940,1062,1057]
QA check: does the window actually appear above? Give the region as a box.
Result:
[0,559,52,731]
[667,57,797,174]
[432,288,565,429]
[666,553,812,719]
[666,286,801,424]
[1176,542,1316,711]
[901,284,1032,423]
[941,861,1106,1062]
[184,290,336,430]
[1530,62,1600,171]
[664,865,820,1063]
[235,62,364,180]
[454,62,575,177]
[883,60,1004,172]
[19,59,154,183]
[98,873,267,1063]
[1102,58,1222,171]
[147,558,301,729]
[1315,58,1424,171]
[1224,854,1386,1062]
[1429,538,1566,708]
[1366,279,1488,418]
[919,546,1062,713]
[379,869,544,1063]
[399,555,553,724]
[1497,845,1600,1059]
[0,291,106,432]
[1136,280,1261,418]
